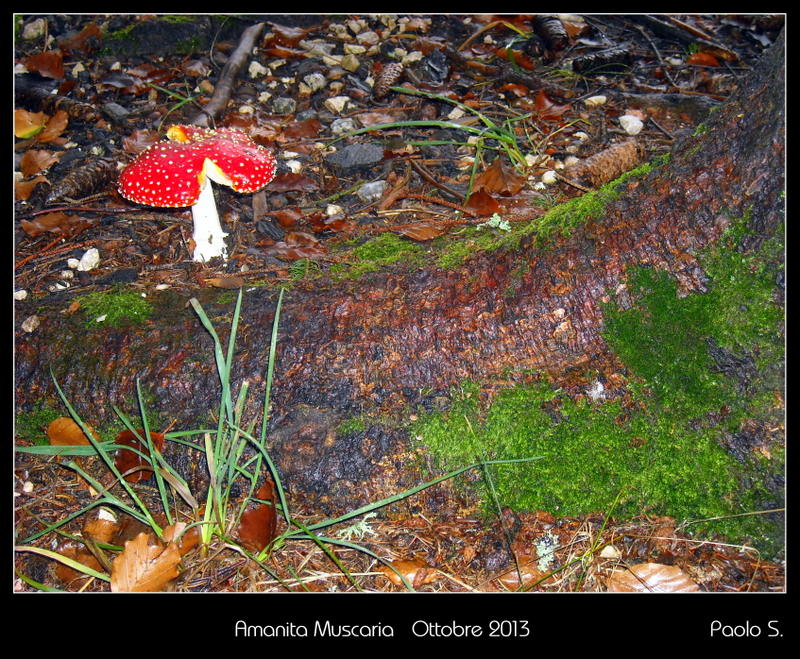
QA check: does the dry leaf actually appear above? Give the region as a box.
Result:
[15,175,49,201]
[465,189,502,216]
[267,172,320,193]
[57,22,103,54]
[687,51,721,67]
[283,117,322,139]
[14,109,49,139]
[54,540,103,586]
[22,51,65,79]
[37,110,69,143]
[47,417,100,446]
[605,562,701,593]
[533,89,571,121]
[391,223,446,241]
[83,510,120,544]
[20,149,60,177]
[20,212,94,238]
[111,532,181,592]
[473,158,527,196]
[205,275,245,289]
[378,558,438,588]
[163,522,202,556]
[236,481,278,552]
[496,560,551,590]
[114,429,165,483]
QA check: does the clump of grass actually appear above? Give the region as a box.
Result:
[15,288,543,591]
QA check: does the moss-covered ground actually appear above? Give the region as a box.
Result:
[411,215,784,557]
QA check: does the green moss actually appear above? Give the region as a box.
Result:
[80,287,152,328]
[337,415,368,435]
[15,404,63,446]
[329,233,426,280]
[412,214,784,557]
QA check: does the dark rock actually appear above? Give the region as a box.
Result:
[325,143,384,172]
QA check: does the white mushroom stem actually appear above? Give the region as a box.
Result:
[191,179,228,262]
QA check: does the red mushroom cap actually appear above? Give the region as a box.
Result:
[118,125,277,207]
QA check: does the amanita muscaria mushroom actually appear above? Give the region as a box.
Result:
[118,124,277,262]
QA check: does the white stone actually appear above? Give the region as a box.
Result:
[541,170,558,185]
[324,96,351,114]
[248,60,268,78]
[21,315,40,333]
[583,95,607,107]
[619,115,644,135]
[77,248,100,272]
[14,290,27,301]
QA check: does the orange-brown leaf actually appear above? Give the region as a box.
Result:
[605,562,700,593]
[19,212,94,238]
[57,22,103,54]
[686,51,721,67]
[83,511,120,544]
[37,110,69,143]
[19,149,60,177]
[283,117,322,139]
[205,275,245,289]
[54,541,103,586]
[22,51,65,79]
[114,429,165,483]
[14,109,49,139]
[237,481,278,552]
[379,558,438,588]
[111,532,181,592]
[163,522,202,556]
[473,157,527,196]
[534,89,571,121]
[47,417,100,446]
[465,189,502,216]
[15,175,49,201]
[268,172,320,193]
[392,223,447,241]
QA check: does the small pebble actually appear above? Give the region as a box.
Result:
[619,115,644,135]
[357,180,387,203]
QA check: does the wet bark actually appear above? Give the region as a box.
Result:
[15,32,784,509]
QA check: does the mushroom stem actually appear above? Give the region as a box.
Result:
[191,180,228,262]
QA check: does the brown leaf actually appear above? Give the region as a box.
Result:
[54,541,103,586]
[163,522,202,556]
[267,23,316,47]
[266,231,328,261]
[268,172,320,193]
[83,510,120,544]
[122,129,162,154]
[687,51,721,67]
[37,110,69,143]
[114,429,165,483]
[496,560,550,590]
[14,109,49,139]
[205,275,245,289]
[47,417,100,446]
[271,208,303,227]
[473,158,527,196]
[19,212,94,238]
[15,175,49,201]
[57,22,103,54]
[498,82,531,97]
[392,223,446,241]
[534,89,571,121]
[22,51,65,79]
[111,532,181,592]
[605,562,701,593]
[378,558,438,588]
[465,189,502,216]
[237,481,278,552]
[357,111,406,127]
[19,149,60,177]
[283,117,322,139]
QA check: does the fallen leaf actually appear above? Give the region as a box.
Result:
[237,481,278,552]
[15,175,49,201]
[378,558,438,588]
[47,417,100,446]
[465,189,502,216]
[163,522,202,556]
[266,231,328,261]
[267,22,315,47]
[473,157,527,196]
[54,541,103,586]
[20,149,60,177]
[205,275,245,289]
[36,110,69,143]
[14,109,49,139]
[268,172,320,193]
[57,22,103,54]
[392,223,447,241]
[122,129,162,153]
[22,51,65,79]
[114,429,165,483]
[83,510,120,544]
[496,560,551,590]
[605,562,701,593]
[687,51,721,67]
[20,212,94,238]
[534,89,571,121]
[283,117,322,139]
[111,532,181,592]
